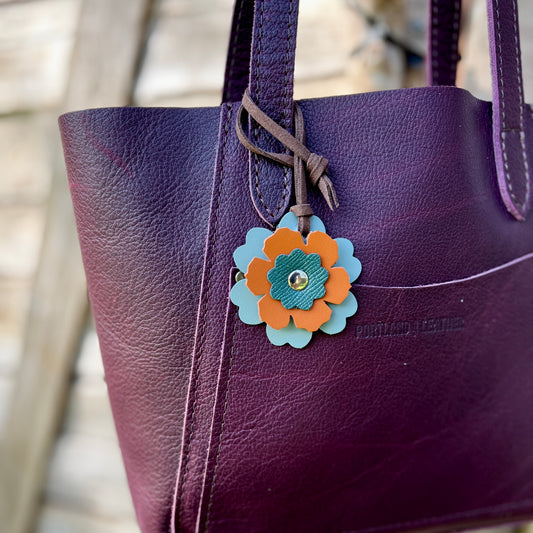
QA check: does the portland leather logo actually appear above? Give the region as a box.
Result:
[355,316,465,339]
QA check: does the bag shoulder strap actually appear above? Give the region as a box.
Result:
[231,0,299,225]
[429,0,530,220]
[427,0,461,86]
[223,0,255,104]
[487,0,530,220]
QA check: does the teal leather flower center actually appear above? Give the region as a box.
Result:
[267,249,328,310]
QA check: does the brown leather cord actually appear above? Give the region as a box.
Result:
[236,89,339,235]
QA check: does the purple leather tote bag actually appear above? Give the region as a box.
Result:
[59,1,533,532]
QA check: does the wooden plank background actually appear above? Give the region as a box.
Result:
[0,0,532,532]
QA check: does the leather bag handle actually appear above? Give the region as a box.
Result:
[427,0,461,86]
[486,0,530,220]
[428,0,531,220]
[223,0,530,221]
[233,0,300,225]
[223,0,462,100]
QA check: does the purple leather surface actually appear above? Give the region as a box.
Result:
[168,89,533,533]
[200,257,533,533]
[486,0,531,220]
[60,106,221,532]
[427,0,532,220]
[223,0,254,103]
[61,90,533,533]
[224,0,531,221]
[59,1,533,532]
[246,0,298,225]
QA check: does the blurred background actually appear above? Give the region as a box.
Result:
[0,0,532,532]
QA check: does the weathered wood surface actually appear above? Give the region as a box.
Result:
[38,505,139,533]
[0,0,81,114]
[0,113,55,417]
[0,2,154,533]
[134,0,426,106]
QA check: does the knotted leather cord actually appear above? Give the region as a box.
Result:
[236,89,339,235]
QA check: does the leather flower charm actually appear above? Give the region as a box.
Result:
[230,213,361,348]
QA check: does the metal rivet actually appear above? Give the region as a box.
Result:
[235,271,245,283]
[288,270,309,291]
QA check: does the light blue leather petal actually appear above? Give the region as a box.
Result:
[229,280,262,325]
[277,212,326,234]
[233,227,272,272]
[334,238,362,283]
[266,321,313,349]
[320,292,358,335]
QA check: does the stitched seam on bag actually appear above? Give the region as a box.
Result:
[359,251,533,289]
[340,499,533,533]
[431,1,460,85]
[509,0,529,211]
[224,0,245,101]
[191,315,533,533]
[176,104,233,528]
[432,1,460,85]
[279,0,294,211]
[203,318,238,532]
[495,0,529,215]
[512,0,530,212]
[495,0,507,130]
[252,0,291,219]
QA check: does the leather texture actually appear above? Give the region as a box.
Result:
[170,89,533,533]
[59,1,533,532]
[60,106,221,532]
[223,0,255,103]
[486,0,531,220]
[246,0,298,226]
[225,0,531,222]
[427,0,531,220]
[427,0,462,86]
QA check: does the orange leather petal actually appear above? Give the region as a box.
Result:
[323,267,351,304]
[246,257,273,295]
[258,294,291,329]
[305,231,338,268]
[291,299,332,332]
[263,227,305,261]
